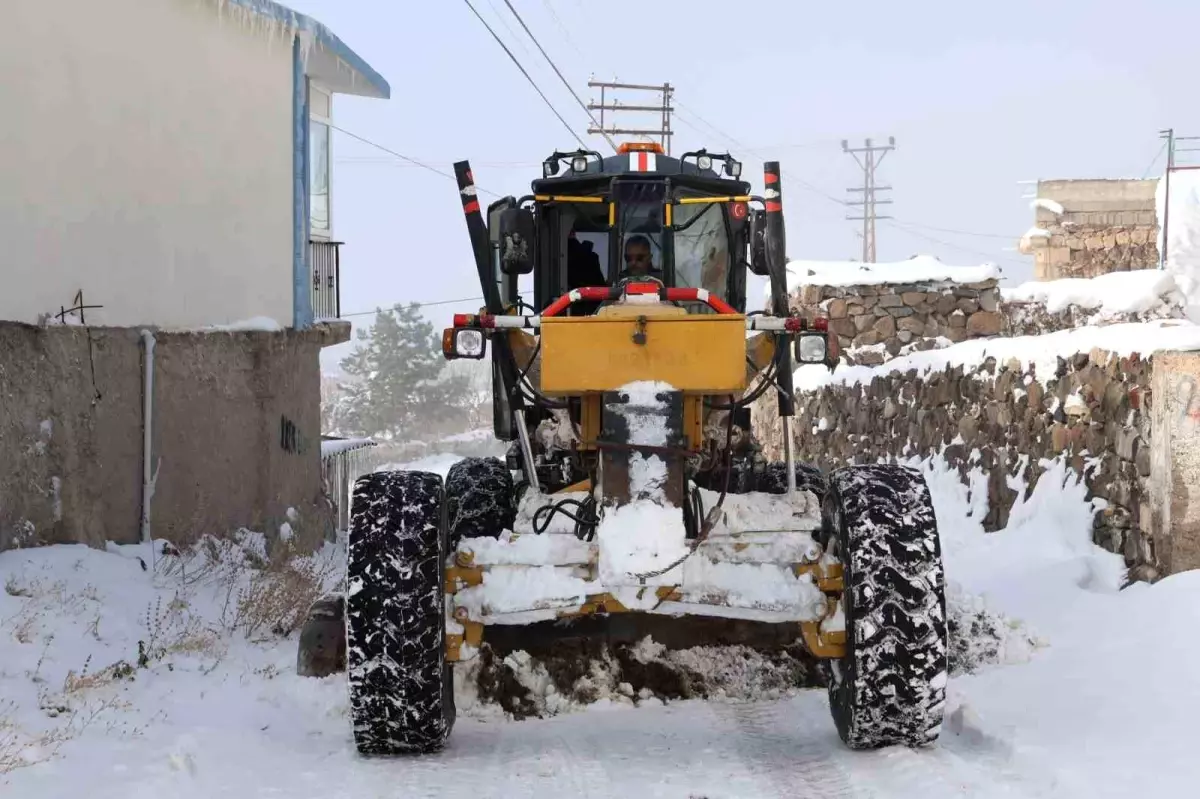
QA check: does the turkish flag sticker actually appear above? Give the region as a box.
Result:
[731,202,748,220]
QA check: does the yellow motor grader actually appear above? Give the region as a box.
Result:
[300,143,948,756]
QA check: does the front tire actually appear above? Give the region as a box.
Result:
[346,470,455,755]
[822,463,947,750]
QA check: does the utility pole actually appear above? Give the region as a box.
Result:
[586,79,674,154]
[842,137,895,263]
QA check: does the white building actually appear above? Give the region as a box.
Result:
[1,0,389,329]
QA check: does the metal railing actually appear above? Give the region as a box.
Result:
[311,239,342,320]
[320,437,377,534]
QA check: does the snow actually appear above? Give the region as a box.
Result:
[318,437,375,458]
[795,319,1200,392]
[1156,169,1200,322]
[1031,197,1065,215]
[378,452,463,478]
[1002,269,1181,315]
[201,316,283,332]
[7,455,1200,794]
[594,381,690,586]
[777,255,1000,295]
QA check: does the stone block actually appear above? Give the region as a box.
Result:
[966,311,1003,336]
[877,294,903,308]
[873,315,896,337]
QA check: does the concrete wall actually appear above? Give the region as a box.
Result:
[1021,179,1160,280]
[1150,351,1200,574]
[0,0,294,328]
[0,321,349,553]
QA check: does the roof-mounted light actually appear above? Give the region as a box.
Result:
[617,141,665,155]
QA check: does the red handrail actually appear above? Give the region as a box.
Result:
[541,283,738,318]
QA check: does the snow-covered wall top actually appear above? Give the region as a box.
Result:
[793,320,1200,393]
[1002,270,1181,316]
[781,256,1000,293]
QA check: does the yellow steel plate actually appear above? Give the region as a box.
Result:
[539,313,748,394]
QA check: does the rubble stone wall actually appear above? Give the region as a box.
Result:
[790,279,1004,367]
[753,348,1159,580]
[1022,178,1160,280]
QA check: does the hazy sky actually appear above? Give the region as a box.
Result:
[287,0,1199,371]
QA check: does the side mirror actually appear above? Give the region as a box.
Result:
[748,209,769,276]
[498,208,535,275]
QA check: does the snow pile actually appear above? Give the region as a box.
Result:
[1156,169,1200,321]
[457,636,818,721]
[778,255,1000,294]
[1002,269,1183,316]
[795,319,1200,392]
[0,531,344,780]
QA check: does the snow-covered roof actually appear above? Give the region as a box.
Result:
[320,437,377,458]
[1002,270,1179,315]
[222,0,390,99]
[778,255,1000,294]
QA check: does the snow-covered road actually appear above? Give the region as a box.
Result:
[5,454,1200,798]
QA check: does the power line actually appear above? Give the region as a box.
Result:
[327,122,503,199]
[500,0,616,152]
[462,0,588,149]
[340,296,487,319]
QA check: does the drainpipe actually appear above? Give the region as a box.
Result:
[139,330,159,552]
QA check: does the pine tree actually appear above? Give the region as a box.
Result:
[335,304,469,439]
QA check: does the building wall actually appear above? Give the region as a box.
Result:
[0,321,348,553]
[1022,179,1160,280]
[0,0,294,328]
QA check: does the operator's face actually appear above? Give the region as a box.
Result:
[624,241,652,274]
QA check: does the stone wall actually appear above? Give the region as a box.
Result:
[1001,295,1184,337]
[0,321,348,553]
[1020,178,1160,280]
[791,279,1004,367]
[753,348,1159,580]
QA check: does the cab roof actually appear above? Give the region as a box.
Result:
[531,146,752,196]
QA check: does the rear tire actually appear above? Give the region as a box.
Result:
[445,456,517,548]
[756,461,827,505]
[822,463,947,750]
[346,470,454,755]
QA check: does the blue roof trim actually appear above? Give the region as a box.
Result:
[225,0,391,99]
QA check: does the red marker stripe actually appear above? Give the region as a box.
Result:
[764,173,779,184]
[638,151,648,171]
[766,201,782,212]
[464,200,480,214]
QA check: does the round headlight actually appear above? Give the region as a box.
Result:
[456,329,485,358]
[697,155,713,171]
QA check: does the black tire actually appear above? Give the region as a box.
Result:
[821,463,947,750]
[756,461,827,504]
[445,456,517,549]
[346,470,454,755]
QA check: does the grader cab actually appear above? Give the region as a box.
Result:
[302,142,949,757]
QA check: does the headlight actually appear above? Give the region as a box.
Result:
[571,155,588,172]
[796,334,827,363]
[697,154,713,171]
[442,328,487,360]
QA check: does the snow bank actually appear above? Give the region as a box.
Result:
[1002,269,1181,315]
[779,255,1000,294]
[1156,169,1200,321]
[795,319,1200,392]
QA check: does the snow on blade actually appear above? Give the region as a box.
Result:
[594,381,690,586]
[1002,270,1182,315]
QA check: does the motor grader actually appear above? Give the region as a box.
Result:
[300,143,948,756]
